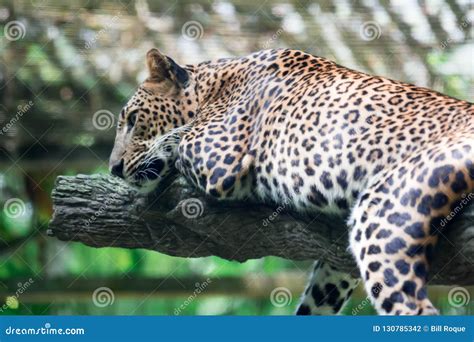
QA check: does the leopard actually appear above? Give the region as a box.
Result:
[109,48,474,315]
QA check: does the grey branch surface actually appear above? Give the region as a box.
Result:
[48,174,474,285]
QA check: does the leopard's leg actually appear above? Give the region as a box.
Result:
[349,138,474,315]
[296,261,360,315]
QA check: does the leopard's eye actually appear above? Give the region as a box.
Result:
[127,110,138,131]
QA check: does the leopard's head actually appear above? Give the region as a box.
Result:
[109,49,198,192]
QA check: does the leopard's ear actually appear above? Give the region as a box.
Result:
[146,48,170,82]
[145,48,189,88]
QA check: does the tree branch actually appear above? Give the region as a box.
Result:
[48,174,474,285]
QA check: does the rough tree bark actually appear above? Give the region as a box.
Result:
[48,174,474,285]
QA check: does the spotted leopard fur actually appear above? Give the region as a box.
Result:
[109,48,474,315]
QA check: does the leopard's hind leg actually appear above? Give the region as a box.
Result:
[296,261,360,315]
[349,136,474,315]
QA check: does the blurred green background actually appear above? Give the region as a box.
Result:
[0,0,473,315]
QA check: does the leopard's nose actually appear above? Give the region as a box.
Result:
[110,159,125,179]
